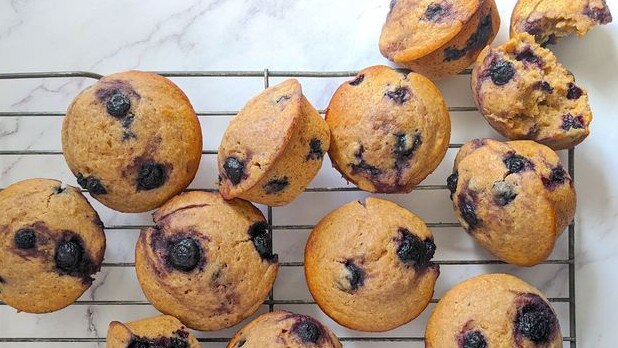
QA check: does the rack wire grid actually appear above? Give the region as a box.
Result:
[0,69,577,347]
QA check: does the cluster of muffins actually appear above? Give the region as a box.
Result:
[0,0,611,346]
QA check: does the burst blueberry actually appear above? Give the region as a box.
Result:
[461,330,487,348]
[385,87,411,104]
[167,237,202,272]
[503,153,531,173]
[458,194,479,230]
[515,294,557,343]
[292,320,321,343]
[447,172,459,197]
[566,83,583,100]
[306,138,324,160]
[492,181,517,206]
[344,260,365,291]
[14,228,36,250]
[396,228,436,268]
[424,3,445,21]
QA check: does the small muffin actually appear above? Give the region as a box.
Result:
[426,273,563,347]
[471,33,592,150]
[62,70,202,213]
[218,79,329,206]
[106,315,200,348]
[379,0,500,79]
[135,191,279,331]
[305,198,439,332]
[227,311,342,348]
[511,0,612,45]
[0,178,105,313]
[326,65,451,193]
[447,139,576,266]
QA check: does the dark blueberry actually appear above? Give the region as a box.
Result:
[136,162,167,191]
[461,330,487,348]
[444,15,492,62]
[350,145,382,177]
[584,5,613,24]
[444,47,466,62]
[76,173,107,195]
[223,157,244,185]
[492,181,517,206]
[536,81,553,93]
[458,194,479,230]
[348,74,365,86]
[248,222,276,261]
[515,47,542,66]
[263,177,289,194]
[170,338,189,348]
[447,172,459,197]
[515,295,557,343]
[293,320,321,343]
[106,92,131,118]
[385,86,411,104]
[55,239,84,272]
[128,339,152,348]
[561,113,585,131]
[344,260,365,291]
[566,83,583,100]
[0,276,4,284]
[306,138,324,161]
[167,238,202,272]
[396,228,436,268]
[542,166,568,189]
[394,132,422,169]
[503,153,532,174]
[424,3,445,21]
[489,58,515,85]
[276,95,291,103]
[14,228,36,250]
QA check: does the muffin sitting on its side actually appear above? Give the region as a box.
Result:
[106,315,201,348]
[218,79,330,206]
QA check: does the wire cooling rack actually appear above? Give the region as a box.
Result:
[0,70,577,347]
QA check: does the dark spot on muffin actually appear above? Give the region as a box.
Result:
[395,228,436,269]
[515,47,543,66]
[343,259,365,291]
[121,113,136,140]
[127,339,151,348]
[503,152,533,174]
[54,234,97,283]
[541,33,558,47]
[423,3,450,22]
[566,83,583,100]
[350,145,382,177]
[457,192,479,230]
[385,86,411,104]
[236,339,246,347]
[76,173,107,195]
[584,4,613,24]
[348,74,365,86]
[394,132,422,169]
[167,237,202,272]
[248,222,277,262]
[460,330,487,348]
[263,177,289,194]
[136,161,167,191]
[488,58,515,85]
[492,181,517,206]
[55,185,66,194]
[447,172,458,198]
[444,15,492,62]
[14,228,36,250]
[128,336,189,348]
[536,81,553,93]
[292,319,322,344]
[105,92,131,118]
[561,113,585,131]
[514,293,559,344]
[0,276,4,284]
[389,0,397,12]
[470,138,487,149]
[276,95,291,104]
[542,166,568,189]
[306,138,324,161]
[223,157,245,185]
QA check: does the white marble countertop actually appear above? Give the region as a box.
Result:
[0,0,616,347]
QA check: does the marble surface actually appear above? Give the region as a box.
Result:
[0,0,616,346]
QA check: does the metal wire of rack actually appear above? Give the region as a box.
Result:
[0,70,576,346]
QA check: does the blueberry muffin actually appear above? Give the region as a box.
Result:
[426,273,563,347]
[227,311,342,348]
[218,79,329,206]
[511,0,612,45]
[304,198,439,332]
[447,139,576,266]
[107,315,200,348]
[62,70,202,213]
[471,33,592,150]
[0,178,105,313]
[326,65,451,193]
[379,0,500,79]
[135,191,279,331]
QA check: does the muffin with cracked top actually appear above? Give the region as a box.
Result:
[227,310,342,348]
[0,178,105,313]
[135,191,279,331]
[447,139,576,266]
[380,0,500,78]
[426,273,563,347]
[305,197,439,332]
[62,70,202,213]
[326,65,450,193]
[106,315,201,348]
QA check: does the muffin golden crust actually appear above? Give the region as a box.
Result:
[62,70,202,213]
[106,315,201,348]
[305,198,439,332]
[326,65,450,193]
[447,139,576,266]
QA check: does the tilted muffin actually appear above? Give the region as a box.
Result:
[218,79,329,206]
[379,0,500,78]
[447,139,576,266]
[326,65,451,193]
[0,178,105,313]
[426,273,563,347]
[106,315,200,348]
[511,0,612,45]
[227,311,342,348]
[62,70,202,213]
[471,33,592,150]
[135,191,279,331]
[305,198,439,332]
